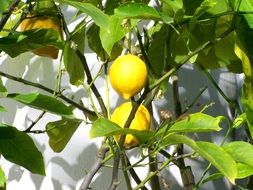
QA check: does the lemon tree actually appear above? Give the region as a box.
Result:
[1,0,253,190]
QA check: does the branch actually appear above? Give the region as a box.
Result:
[0,71,96,117]
[23,111,46,132]
[79,145,109,190]
[0,0,20,31]
[59,9,107,117]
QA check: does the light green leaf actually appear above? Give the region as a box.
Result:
[234,39,253,137]
[0,124,45,175]
[63,41,84,86]
[0,106,6,113]
[0,166,6,190]
[7,93,74,118]
[232,113,246,128]
[0,78,7,98]
[223,141,253,168]
[114,2,162,20]
[236,163,253,179]
[160,134,237,184]
[58,0,109,28]
[99,15,126,55]
[46,118,82,152]
[0,29,62,58]
[196,141,237,184]
[156,113,223,136]
[0,0,13,15]
[90,118,153,144]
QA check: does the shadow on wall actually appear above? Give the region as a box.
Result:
[154,64,244,190]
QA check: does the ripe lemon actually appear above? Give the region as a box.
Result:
[20,14,62,59]
[111,102,151,148]
[109,54,148,99]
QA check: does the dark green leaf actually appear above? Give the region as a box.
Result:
[223,141,253,168]
[182,0,204,15]
[114,2,162,20]
[46,118,82,152]
[71,19,86,53]
[90,118,153,144]
[0,166,6,189]
[0,0,13,15]
[87,24,122,61]
[0,29,62,58]
[236,163,253,179]
[148,24,169,76]
[160,134,237,183]
[63,41,84,86]
[7,93,74,118]
[0,124,45,175]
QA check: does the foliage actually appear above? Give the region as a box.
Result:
[1,0,253,189]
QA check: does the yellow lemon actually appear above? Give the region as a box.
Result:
[111,102,151,148]
[109,54,148,99]
[20,14,62,59]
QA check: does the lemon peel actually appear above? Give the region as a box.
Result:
[111,102,150,148]
[109,54,148,99]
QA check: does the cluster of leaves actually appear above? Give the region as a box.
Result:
[1,0,253,189]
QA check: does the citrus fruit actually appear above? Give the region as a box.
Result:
[111,102,151,148]
[109,54,148,99]
[20,14,62,59]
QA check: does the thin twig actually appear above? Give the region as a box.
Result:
[0,71,96,117]
[79,145,109,190]
[0,0,20,31]
[23,111,46,132]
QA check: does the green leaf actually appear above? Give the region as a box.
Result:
[160,134,237,184]
[0,106,6,113]
[71,19,86,53]
[236,163,253,179]
[156,113,223,136]
[46,118,82,152]
[232,113,246,128]
[7,93,74,118]
[196,141,237,184]
[63,41,84,86]
[99,14,126,55]
[188,0,216,31]
[201,173,224,185]
[0,0,13,15]
[223,141,253,168]
[0,29,62,58]
[114,2,162,20]
[182,0,204,15]
[0,166,6,190]
[234,39,253,137]
[0,124,45,175]
[58,0,109,28]
[0,78,7,98]
[148,24,169,76]
[87,24,122,61]
[90,118,153,144]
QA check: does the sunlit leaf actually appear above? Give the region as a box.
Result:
[90,118,153,144]
[0,166,6,190]
[0,106,6,113]
[160,134,237,184]
[46,118,82,152]
[0,78,7,98]
[7,93,74,118]
[114,2,162,20]
[0,124,45,175]
[232,113,246,128]
[236,163,253,179]
[223,141,253,168]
